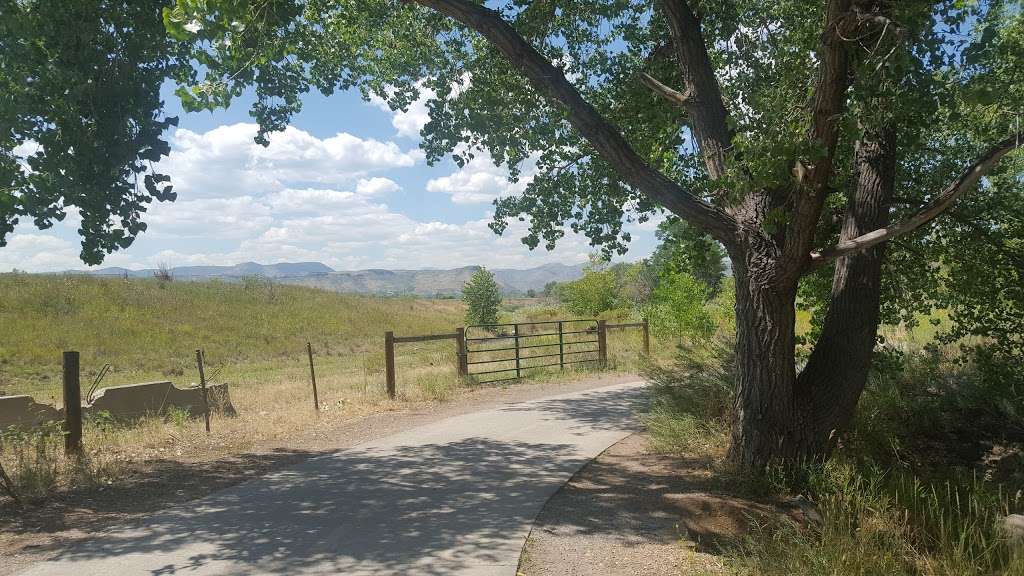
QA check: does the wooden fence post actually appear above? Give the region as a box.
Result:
[455,328,468,377]
[62,351,82,456]
[558,321,564,369]
[195,349,211,433]
[307,342,320,411]
[597,320,608,367]
[384,331,396,399]
[642,318,651,357]
[513,323,521,379]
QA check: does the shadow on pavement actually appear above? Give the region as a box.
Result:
[21,384,649,575]
[44,439,578,575]
[499,384,648,435]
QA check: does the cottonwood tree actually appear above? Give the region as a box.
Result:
[0,1,181,264]
[173,1,1024,469]
[463,267,502,325]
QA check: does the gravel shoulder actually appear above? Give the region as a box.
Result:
[518,433,788,576]
[0,372,638,575]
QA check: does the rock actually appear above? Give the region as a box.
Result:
[1004,514,1024,544]
[983,445,1024,483]
[787,494,824,528]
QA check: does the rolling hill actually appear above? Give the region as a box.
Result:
[81,262,586,296]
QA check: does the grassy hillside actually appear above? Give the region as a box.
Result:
[0,274,465,399]
[0,273,650,504]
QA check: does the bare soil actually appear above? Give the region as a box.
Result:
[518,433,795,576]
[0,373,638,575]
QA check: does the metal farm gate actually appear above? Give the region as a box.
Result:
[463,320,606,384]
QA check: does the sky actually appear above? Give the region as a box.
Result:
[1,83,662,273]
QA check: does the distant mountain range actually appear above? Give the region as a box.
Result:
[81,261,586,296]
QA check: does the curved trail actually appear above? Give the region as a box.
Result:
[18,380,647,576]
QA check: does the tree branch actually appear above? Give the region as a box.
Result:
[809,133,1024,267]
[659,0,733,180]
[784,0,854,267]
[408,0,738,245]
[804,0,852,191]
[639,72,690,107]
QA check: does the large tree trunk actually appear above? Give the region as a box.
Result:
[729,255,806,469]
[727,131,896,470]
[796,130,897,450]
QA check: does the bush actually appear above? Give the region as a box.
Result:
[850,345,1024,474]
[639,303,1024,575]
[558,267,622,316]
[642,270,715,339]
[724,344,1024,576]
[643,330,736,456]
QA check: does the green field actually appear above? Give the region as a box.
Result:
[0,273,651,404]
[0,273,470,401]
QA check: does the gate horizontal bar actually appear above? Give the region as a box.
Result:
[467,350,598,369]
[393,332,459,343]
[470,358,599,380]
[464,328,596,343]
[467,319,596,328]
[466,341,598,360]
[467,338,598,352]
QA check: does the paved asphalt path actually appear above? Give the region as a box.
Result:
[19,380,647,576]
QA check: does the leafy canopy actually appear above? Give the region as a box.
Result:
[0,0,181,264]
[162,0,1024,353]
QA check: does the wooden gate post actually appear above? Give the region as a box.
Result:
[558,321,564,369]
[62,351,82,456]
[642,318,651,357]
[597,320,608,367]
[455,327,468,377]
[384,331,396,399]
[513,324,521,379]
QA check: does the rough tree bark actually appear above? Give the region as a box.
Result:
[795,130,897,457]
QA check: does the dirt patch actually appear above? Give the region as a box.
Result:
[518,433,790,576]
[0,372,638,574]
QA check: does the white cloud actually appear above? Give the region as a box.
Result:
[0,234,82,272]
[160,123,421,198]
[1,114,658,273]
[264,188,362,213]
[144,196,273,240]
[355,177,400,196]
[369,88,433,139]
[426,152,534,204]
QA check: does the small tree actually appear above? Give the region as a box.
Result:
[463,267,501,326]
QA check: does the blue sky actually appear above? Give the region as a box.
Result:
[2,83,661,272]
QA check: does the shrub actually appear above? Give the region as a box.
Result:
[850,344,1024,474]
[643,329,736,456]
[558,267,622,316]
[642,270,715,339]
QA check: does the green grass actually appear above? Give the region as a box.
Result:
[726,463,1024,576]
[643,299,1023,576]
[0,273,466,400]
